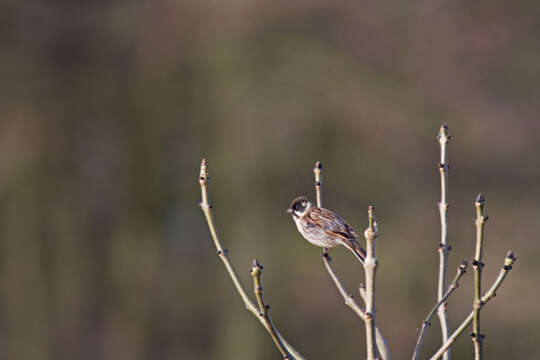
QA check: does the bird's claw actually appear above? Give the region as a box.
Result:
[322,249,332,262]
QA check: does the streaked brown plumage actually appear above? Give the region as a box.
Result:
[287,196,366,263]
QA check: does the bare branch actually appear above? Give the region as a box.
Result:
[472,194,488,359]
[314,161,322,208]
[315,161,389,360]
[412,261,468,360]
[323,255,366,319]
[251,259,292,359]
[321,255,390,360]
[364,206,379,360]
[429,251,516,360]
[437,122,451,360]
[199,158,304,360]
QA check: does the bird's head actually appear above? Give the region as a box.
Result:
[287,196,312,218]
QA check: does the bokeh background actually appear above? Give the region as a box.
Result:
[1,1,540,359]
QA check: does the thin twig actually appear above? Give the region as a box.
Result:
[315,161,389,360]
[313,161,329,257]
[472,194,488,359]
[364,206,379,360]
[199,158,304,360]
[437,123,451,360]
[323,255,365,319]
[412,261,468,360]
[314,161,322,209]
[429,251,516,360]
[322,255,390,360]
[251,259,292,359]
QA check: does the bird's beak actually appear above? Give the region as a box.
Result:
[286,208,293,214]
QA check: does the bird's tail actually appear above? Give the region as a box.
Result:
[345,240,366,265]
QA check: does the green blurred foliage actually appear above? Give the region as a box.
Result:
[1,1,539,359]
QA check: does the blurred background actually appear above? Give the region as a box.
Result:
[1,1,539,359]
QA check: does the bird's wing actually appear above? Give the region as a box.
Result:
[307,207,358,241]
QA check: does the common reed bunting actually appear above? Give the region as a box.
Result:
[287,196,366,263]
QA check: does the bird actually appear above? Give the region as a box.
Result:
[287,196,366,264]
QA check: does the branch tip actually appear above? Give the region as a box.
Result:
[437,123,450,141]
[250,258,263,275]
[475,193,486,205]
[313,161,323,207]
[503,258,515,269]
[199,158,208,183]
[367,206,377,232]
[251,258,263,269]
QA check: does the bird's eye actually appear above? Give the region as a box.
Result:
[302,201,306,206]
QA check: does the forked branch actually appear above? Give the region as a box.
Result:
[429,251,516,360]
[322,254,390,360]
[315,162,389,360]
[199,121,518,360]
[251,259,292,359]
[199,158,304,360]
[412,261,468,360]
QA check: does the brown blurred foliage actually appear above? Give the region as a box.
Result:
[1,1,539,359]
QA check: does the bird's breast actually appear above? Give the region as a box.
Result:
[294,217,339,248]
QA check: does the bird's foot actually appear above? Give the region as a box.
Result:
[322,248,331,262]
